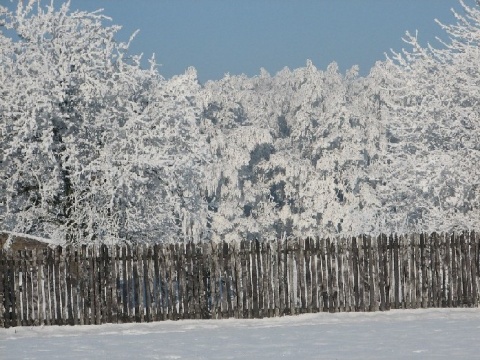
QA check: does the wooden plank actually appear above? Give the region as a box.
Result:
[173,243,184,319]
[240,241,249,318]
[37,249,46,326]
[294,239,302,313]
[385,235,393,310]
[228,242,236,318]
[455,233,462,307]
[25,250,33,326]
[259,241,270,317]
[195,242,204,319]
[0,249,5,328]
[336,239,345,312]
[53,247,62,325]
[157,243,166,320]
[111,245,120,324]
[145,245,154,322]
[432,233,441,307]
[104,245,113,324]
[64,246,73,325]
[12,251,20,327]
[138,244,147,322]
[112,245,120,324]
[12,251,20,326]
[95,245,103,324]
[78,246,84,325]
[440,233,449,307]
[86,246,94,325]
[435,233,443,307]
[358,236,366,312]
[72,246,80,325]
[244,241,252,318]
[3,251,10,328]
[216,241,224,318]
[286,240,297,315]
[180,243,188,319]
[12,252,22,326]
[87,245,95,325]
[209,242,218,319]
[399,235,411,309]
[121,245,129,322]
[385,234,392,310]
[367,236,376,312]
[310,238,318,313]
[470,231,478,307]
[409,234,417,309]
[378,235,386,311]
[167,244,176,320]
[31,249,40,326]
[189,242,197,320]
[326,238,334,312]
[251,240,259,318]
[19,250,27,326]
[445,234,455,307]
[319,238,328,312]
[393,235,402,309]
[232,242,242,319]
[426,233,433,307]
[344,238,353,312]
[191,242,200,319]
[132,245,141,322]
[141,245,149,322]
[171,243,179,320]
[0,249,8,328]
[4,251,12,327]
[460,232,471,306]
[60,246,68,324]
[201,242,211,319]
[10,250,17,328]
[10,251,19,327]
[351,237,359,311]
[298,239,306,313]
[3,251,13,328]
[449,233,455,307]
[278,238,286,316]
[81,245,93,325]
[152,244,161,321]
[361,237,369,311]
[304,238,312,313]
[114,245,121,323]
[265,241,274,317]
[222,242,231,318]
[415,234,422,309]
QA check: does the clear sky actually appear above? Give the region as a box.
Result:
[8,0,464,83]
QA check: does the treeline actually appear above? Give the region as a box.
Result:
[0,1,479,245]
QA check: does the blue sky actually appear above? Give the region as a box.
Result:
[9,0,463,82]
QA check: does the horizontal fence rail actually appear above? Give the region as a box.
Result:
[0,232,479,328]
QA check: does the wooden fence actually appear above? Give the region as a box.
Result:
[0,231,479,328]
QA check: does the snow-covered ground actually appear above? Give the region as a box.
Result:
[1,308,479,359]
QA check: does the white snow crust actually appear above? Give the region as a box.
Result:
[1,308,479,359]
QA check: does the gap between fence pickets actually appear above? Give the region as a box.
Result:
[0,232,479,328]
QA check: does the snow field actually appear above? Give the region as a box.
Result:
[1,308,480,359]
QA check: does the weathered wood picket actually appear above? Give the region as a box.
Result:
[0,231,478,328]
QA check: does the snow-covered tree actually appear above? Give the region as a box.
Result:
[0,1,208,244]
[373,0,480,233]
[200,60,385,241]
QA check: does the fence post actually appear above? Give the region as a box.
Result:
[0,248,5,328]
[470,231,478,306]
